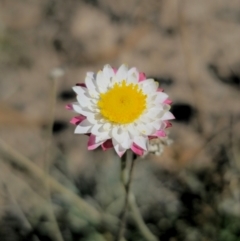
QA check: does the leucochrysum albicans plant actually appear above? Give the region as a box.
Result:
[66,64,174,241]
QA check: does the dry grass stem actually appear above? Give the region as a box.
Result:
[0,138,115,226]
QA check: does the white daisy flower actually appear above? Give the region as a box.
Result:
[66,64,174,157]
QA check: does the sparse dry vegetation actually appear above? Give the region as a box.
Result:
[0,0,240,240]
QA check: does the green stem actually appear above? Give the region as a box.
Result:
[116,151,136,241]
[129,193,158,241]
[116,151,158,241]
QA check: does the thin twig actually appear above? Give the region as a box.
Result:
[0,175,41,241]
[0,138,119,228]
[42,77,64,241]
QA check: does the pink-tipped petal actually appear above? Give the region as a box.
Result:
[70,115,86,125]
[101,139,113,151]
[74,119,92,134]
[153,130,166,137]
[165,121,172,128]
[131,143,145,156]
[112,67,117,74]
[157,88,164,92]
[115,148,126,157]
[76,83,86,87]
[164,99,173,105]
[112,138,127,157]
[155,92,168,103]
[113,144,126,157]
[138,72,146,82]
[65,104,73,110]
[88,134,103,150]
[133,136,147,150]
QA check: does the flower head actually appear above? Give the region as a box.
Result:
[66,64,174,157]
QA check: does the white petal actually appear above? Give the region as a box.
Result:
[72,86,86,95]
[85,76,99,97]
[112,138,127,157]
[72,102,84,114]
[72,103,92,116]
[161,111,175,120]
[151,120,164,130]
[146,93,156,102]
[133,136,148,150]
[95,133,110,143]
[85,75,96,90]
[121,138,133,149]
[116,130,132,148]
[154,92,168,103]
[96,71,104,87]
[103,64,115,80]
[138,114,153,123]
[91,124,105,136]
[111,126,132,149]
[85,103,98,112]
[90,98,98,104]
[127,123,140,138]
[147,107,164,118]
[111,126,125,142]
[127,67,139,84]
[96,70,110,93]
[102,122,112,131]
[87,113,102,124]
[116,64,128,82]
[135,122,156,136]
[74,119,92,134]
[163,104,171,111]
[76,92,91,107]
[86,72,95,79]
[139,79,159,94]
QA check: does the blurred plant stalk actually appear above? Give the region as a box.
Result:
[0,138,119,228]
[116,151,158,241]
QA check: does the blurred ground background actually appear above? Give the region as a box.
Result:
[0,0,240,240]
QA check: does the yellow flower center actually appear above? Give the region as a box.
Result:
[97,80,147,124]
